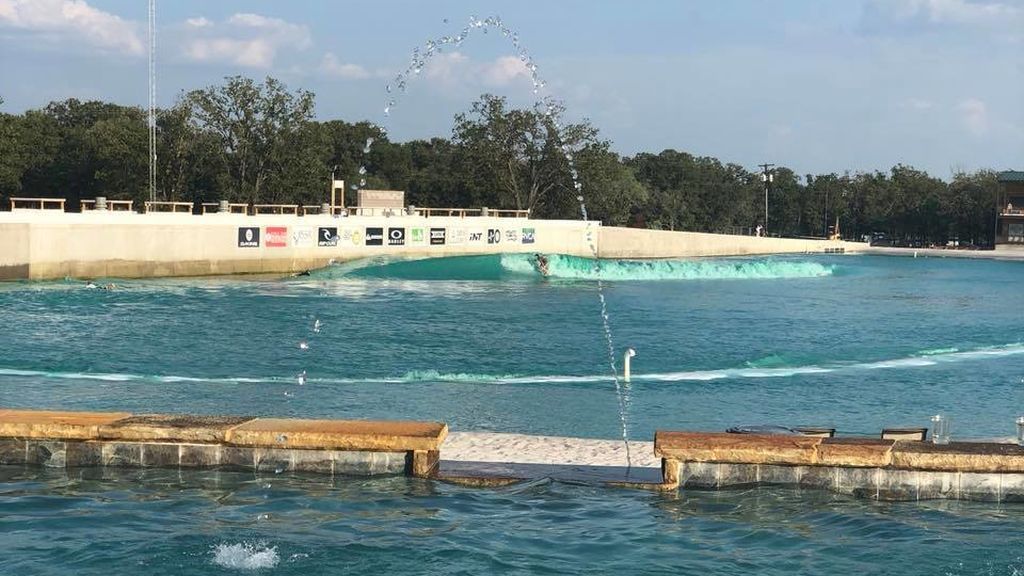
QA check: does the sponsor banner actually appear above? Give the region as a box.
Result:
[318,227,338,247]
[292,226,314,248]
[429,228,446,245]
[449,228,468,245]
[237,227,260,248]
[388,227,406,246]
[487,229,502,244]
[265,226,288,248]
[504,229,519,244]
[365,227,384,246]
[468,229,485,243]
[521,227,536,244]
[410,228,426,245]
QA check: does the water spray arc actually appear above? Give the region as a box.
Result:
[357,15,634,469]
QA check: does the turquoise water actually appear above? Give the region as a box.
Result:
[3,253,1024,573]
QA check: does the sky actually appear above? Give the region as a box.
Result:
[0,0,1021,178]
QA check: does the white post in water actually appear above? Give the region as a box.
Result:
[623,348,637,383]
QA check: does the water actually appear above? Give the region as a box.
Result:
[5,467,1024,575]
[3,253,1024,573]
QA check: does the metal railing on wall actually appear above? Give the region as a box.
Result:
[143,201,193,213]
[80,199,134,211]
[9,197,66,211]
[4,197,535,220]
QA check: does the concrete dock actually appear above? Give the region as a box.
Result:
[5,409,1024,501]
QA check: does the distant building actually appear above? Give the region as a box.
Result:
[996,171,1024,249]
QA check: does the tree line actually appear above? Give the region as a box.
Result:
[0,76,1002,245]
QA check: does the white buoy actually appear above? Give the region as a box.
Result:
[623,348,637,383]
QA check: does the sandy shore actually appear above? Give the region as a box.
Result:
[442,431,658,467]
[439,431,662,484]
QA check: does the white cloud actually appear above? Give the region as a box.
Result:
[421,52,534,90]
[903,98,935,110]
[424,51,470,85]
[482,56,531,87]
[862,0,1023,31]
[958,98,989,136]
[321,52,371,79]
[0,0,143,55]
[185,17,211,28]
[179,12,311,69]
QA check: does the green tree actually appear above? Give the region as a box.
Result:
[452,94,599,216]
[185,76,316,204]
[86,109,147,204]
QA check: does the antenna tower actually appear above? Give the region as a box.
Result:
[148,0,156,202]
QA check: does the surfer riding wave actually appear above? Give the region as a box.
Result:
[534,253,549,277]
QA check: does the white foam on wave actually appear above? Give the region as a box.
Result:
[211,542,279,570]
[2,343,1022,388]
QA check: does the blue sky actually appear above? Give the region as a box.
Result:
[1,0,1021,178]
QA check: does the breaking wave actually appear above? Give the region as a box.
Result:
[307,254,835,282]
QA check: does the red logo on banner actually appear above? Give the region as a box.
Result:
[265,226,287,248]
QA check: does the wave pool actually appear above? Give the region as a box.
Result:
[2,253,1024,574]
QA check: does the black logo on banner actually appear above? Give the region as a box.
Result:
[238,227,260,248]
[487,229,501,244]
[388,227,406,246]
[430,228,446,245]
[365,227,384,246]
[318,227,338,247]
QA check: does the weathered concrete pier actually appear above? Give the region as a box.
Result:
[656,431,1024,502]
[5,409,1024,502]
[0,409,446,478]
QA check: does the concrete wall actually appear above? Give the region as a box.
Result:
[597,226,853,258]
[0,211,854,280]
[0,211,591,280]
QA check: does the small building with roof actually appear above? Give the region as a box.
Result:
[996,171,1024,249]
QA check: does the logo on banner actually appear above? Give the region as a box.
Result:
[388,227,406,246]
[487,229,501,244]
[365,227,384,246]
[521,228,536,244]
[429,228,446,245]
[410,228,425,245]
[505,229,519,243]
[468,230,484,243]
[292,227,314,248]
[237,227,260,248]
[265,226,287,248]
[318,227,338,247]
[449,229,468,245]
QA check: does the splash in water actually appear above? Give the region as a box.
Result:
[211,542,279,570]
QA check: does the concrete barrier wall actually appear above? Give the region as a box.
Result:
[0,211,856,280]
[597,226,853,258]
[0,211,592,280]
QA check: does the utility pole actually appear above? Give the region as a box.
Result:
[148,0,156,203]
[759,163,774,236]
